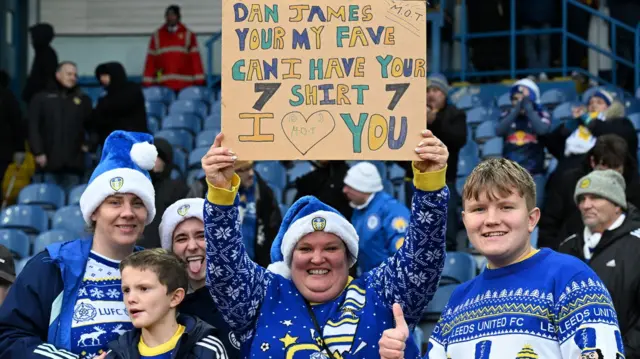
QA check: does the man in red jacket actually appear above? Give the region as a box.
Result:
[142,5,205,93]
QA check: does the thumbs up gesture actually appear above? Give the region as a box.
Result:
[379,303,410,359]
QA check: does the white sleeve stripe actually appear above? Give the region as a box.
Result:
[196,342,228,359]
[38,344,79,359]
[201,336,227,350]
[34,344,79,359]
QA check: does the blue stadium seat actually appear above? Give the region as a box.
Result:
[457,155,479,178]
[466,107,496,126]
[155,129,194,152]
[271,186,283,204]
[425,284,458,317]
[162,114,202,135]
[455,177,466,197]
[288,162,314,183]
[33,229,76,255]
[481,137,504,158]
[186,169,204,187]
[203,114,222,132]
[255,161,287,189]
[540,89,567,108]
[52,206,86,237]
[626,99,640,114]
[173,148,187,175]
[629,113,640,131]
[459,140,480,159]
[552,102,574,121]
[143,86,175,105]
[18,183,66,210]
[15,256,31,276]
[210,101,221,116]
[169,100,208,120]
[67,184,88,206]
[279,204,290,216]
[383,179,394,196]
[147,116,160,134]
[188,147,208,169]
[145,101,166,119]
[196,130,218,148]
[497,92,511,109]
[474,120,497,142]
[387,163,406,182]
[455,94,483,111]
[178,86,213,105]
[284,188,297,205]
[441,252,476,285]
[0,229,30,259]
[0,205,49,234]
[83,87,105,104]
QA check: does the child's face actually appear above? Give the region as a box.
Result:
[462,189,539,268]
[121,267,184,329]
[172,218,206,283]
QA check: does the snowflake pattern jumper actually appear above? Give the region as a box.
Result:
[70,252,133,358]
[205,172,448,359]
[427,248,625,358]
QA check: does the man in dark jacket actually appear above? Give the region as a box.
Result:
[22,23,58,105]
[0,70,26,199]
[293,161,352,219]
[90,62,148,147]
[558,169,640,358]
[27,61,91,189]
[399,73,466,250]
[540,134,640,249]
[187,161,281,268]
[140,138,188,248]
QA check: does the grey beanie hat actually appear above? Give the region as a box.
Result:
[574,169,627,209]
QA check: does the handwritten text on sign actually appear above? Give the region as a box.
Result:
[222,1,427,160]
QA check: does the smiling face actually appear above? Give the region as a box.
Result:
[290,232,350,303]
[91,194,147,248]
[463,189,539,268]
[171,218,206,285]
[122,267,184,329]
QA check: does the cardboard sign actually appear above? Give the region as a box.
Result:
[222,1,427,160]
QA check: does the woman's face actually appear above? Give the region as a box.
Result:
[290,232,350,303]
[91,193,147,247]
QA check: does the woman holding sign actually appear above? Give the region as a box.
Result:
[201,130,448,359]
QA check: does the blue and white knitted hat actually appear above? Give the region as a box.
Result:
[591,89,613,106]
[159,198,205,250]
[267,196,359,279]
[510,78,541,104]
[79,130,158,225]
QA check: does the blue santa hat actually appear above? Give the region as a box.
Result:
[266,196,359,279]
[510,78,541,105]
[79,131,158,225]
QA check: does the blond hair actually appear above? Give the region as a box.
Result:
[462,158,536,210]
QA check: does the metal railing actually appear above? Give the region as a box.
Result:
[428,0,639,94]
[204,32,222,91]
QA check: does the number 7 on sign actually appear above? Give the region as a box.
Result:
[253,83,282,111]
[386,83,410,111]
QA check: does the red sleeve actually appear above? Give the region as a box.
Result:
[142,32,159,87]
[189,31,205,85]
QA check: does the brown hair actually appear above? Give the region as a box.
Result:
[462,158,536,210]
[119,248,188,294]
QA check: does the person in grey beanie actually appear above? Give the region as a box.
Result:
[559,169,640,358]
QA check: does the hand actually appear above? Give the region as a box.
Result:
[35,154,47,168]
[572,105,586,118]
[201,133,237,190]
[414,130,448,173]
[12,152,25,166]
[379,303,409,359]
[95,351,108,359]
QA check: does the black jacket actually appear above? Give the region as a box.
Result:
[0,71,26,163]
[90,62,148,147]
[140,138,189,248]
[558,216,640,358]
[105,314,229,359]
[539,160,640,249]
[22,23,58,104]
[27,82,92,173]
[293,161,352,219]
[187,173,281,268]
[179,288,241,359]
[398,103,467,183]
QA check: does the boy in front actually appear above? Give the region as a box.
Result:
[426,158,625,358]
[104,249,228,359]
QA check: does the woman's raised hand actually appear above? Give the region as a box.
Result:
[201,133,237,190]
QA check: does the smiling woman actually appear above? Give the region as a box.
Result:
[0,130,159,359]
[202,130,450,359]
